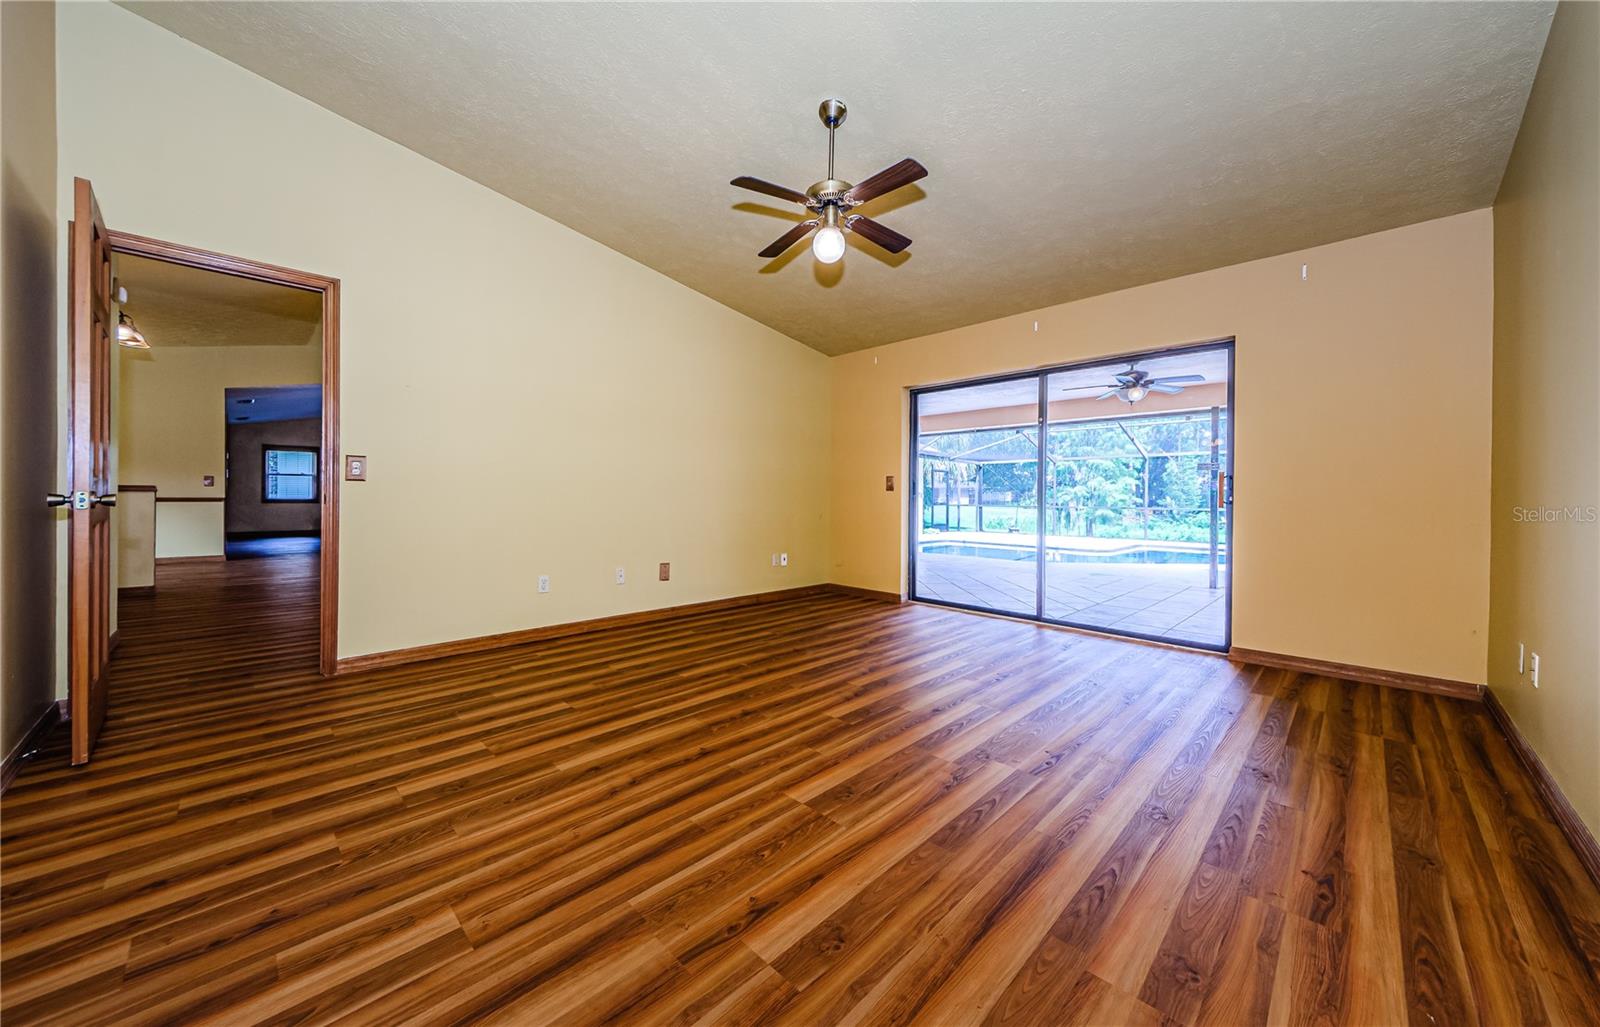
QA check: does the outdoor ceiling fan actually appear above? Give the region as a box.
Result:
[1067,367,1207,405]
[731,99,927,264]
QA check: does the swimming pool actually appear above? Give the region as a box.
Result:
[920,542,1225,565]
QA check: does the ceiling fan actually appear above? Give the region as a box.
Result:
[1066,367,1207,405]
[731,99,927,265]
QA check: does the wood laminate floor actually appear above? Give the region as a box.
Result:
[3,555,1598,1025]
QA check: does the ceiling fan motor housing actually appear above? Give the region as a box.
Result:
[806,179,854,209]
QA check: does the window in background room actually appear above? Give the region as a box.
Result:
[264,446,318,502]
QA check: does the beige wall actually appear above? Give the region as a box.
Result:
[1489,1,1599,835]
[57,1,831,666]
[116,490,156,591]
[832,210,1495,685]
[1,0,59,758]
[118,342,321,557]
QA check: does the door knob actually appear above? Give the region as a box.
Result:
[95,494,117,508]
[46,493,69,507]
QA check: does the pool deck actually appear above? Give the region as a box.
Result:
[913,531,1227,646]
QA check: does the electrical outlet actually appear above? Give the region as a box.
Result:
[780,553,789,567]
[659,562,670,581]
[771,553,779,567]
[1530,653,1540,688]
[537,575,550,594]
[1518,643,1525,674]
[615,567,625,585]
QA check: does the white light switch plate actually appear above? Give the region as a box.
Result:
[1530,653,1540,688]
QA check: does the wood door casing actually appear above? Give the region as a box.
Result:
[68,177,113,765]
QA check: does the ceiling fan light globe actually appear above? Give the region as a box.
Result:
[812,225,846,264]
[1126,385,1149,402]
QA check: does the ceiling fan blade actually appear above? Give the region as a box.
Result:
[1149,375,1206,385]
[1095,389,1121,400]
[1148,383,1185,394]
[844,158,928,205]
[732,176,810,205]
[846,215,912,254]
[758,220,818,259]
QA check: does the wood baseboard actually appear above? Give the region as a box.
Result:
[2,700,63,794]
[336,584,838,675]
[1227,646,1483,701]
[1483,688,1600,890]
[821,583,904,604]
[156,555,225,565]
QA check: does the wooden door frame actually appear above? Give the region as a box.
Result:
[107,231,341,676]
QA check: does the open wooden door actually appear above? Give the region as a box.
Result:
[66,177,116,765]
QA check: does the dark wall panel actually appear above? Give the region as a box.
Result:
[225,417,320,535]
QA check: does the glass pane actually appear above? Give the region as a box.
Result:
[266,474,315,501]
[265,449,317,501]
[266,449,316,476]
[914,376,1039,617]
[1043,352,1229,647]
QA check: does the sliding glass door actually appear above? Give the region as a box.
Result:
[910,341,1233,650]
[911,376,1039,616]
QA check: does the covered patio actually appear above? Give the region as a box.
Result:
[912,396,1229,647]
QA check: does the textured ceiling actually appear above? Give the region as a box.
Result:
[116,254,321,349]
[120,2,1553,355]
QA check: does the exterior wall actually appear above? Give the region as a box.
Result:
[831,211,1495,686]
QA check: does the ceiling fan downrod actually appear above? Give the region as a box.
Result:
[820,98,846,182]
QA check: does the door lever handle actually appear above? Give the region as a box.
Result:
[46,492,69,507]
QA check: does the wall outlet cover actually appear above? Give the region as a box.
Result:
[537,575,550,594]
[659,562,670,581]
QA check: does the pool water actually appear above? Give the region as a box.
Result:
[921,542,1226,565]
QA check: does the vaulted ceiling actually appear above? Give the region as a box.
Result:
[121,2,1554,355]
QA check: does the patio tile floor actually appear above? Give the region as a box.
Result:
[913,548,1227,647]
